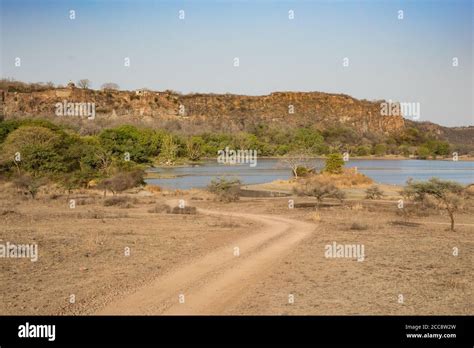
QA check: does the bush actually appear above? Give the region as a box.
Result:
[324,153,344,174]
[295,166,315,177]
[373,144,387,156]
[12,174,47,199]
[207,177,241,202]
[103,196,131,207]
[148,203,171,213]
[417,146,431,159]
[98,169,145,196]
[365,185,384,199]
[169,206,197,214]
[350,222,368,230]
[294,175,346,203]
[355,145,371,156]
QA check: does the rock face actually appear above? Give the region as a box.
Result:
[4,88,406,134]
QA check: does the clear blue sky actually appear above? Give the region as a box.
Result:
[1,0,472,126]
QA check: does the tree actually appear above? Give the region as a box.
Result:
[0,126,65,176]
[207,177,241,202]
[186,136,204,161]
[365,185,384,199]
[324,153,344,174]
[60,171,88,199]
[97,170,145,196]
[280,149,313,178]
[98,125,160,164]
[101,83,120,90]
[355,145,371,156]
[373,144,387,156]
[294,175,345,203]
[293,128,324,153]
[13,174,46,199]
[417,146,431,159]
[159,134,178,165]
[402,178,465,231]
[77,79,91,89]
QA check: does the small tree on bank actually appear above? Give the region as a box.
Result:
[324,153,345,174]
[402,178,465,231]
[280,150,313,178]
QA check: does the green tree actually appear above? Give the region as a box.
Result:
[417,145,431,159]
[159,134,178,164]
[373,144,387,156]
[324,153,345,174]
[293,128,324,153]
[355,145,371,156]
[186,136,204,161]
[0,126,66,176]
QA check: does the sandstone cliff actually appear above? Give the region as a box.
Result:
[2,87,406,135]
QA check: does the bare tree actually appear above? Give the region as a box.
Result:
[101,82,120,90]
[77,79,91,89]
[279,149,314,178]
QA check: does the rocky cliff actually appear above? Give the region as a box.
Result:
[2,87,406,135]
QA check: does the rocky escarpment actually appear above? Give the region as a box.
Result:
[2,87,406,135]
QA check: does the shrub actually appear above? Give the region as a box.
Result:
[294,175,346,203]
[295,166,315,177]
[207,177,241,202]
[169,206,197,214]
[373,144,387,156]
[324,153,344,174]
[98,169,145,196]
[12,174,47,199]
[350,222,368,230]
[103,196,131,207]
[355,145,371,156]
[365,185,384,199]
[148,203,171,213]
[417,146,431,159]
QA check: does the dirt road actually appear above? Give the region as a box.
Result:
[95,207,315,315]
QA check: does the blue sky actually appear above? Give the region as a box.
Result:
[0,0,472,126]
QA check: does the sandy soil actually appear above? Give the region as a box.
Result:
[0,183,472,315]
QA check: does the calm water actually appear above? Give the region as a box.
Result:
[146,159,474,190]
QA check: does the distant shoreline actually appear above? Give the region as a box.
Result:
[150,155,474,169]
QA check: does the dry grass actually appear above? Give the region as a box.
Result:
[0,186,258,315]
[318,169,373,188]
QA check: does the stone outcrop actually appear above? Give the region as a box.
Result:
[2,88,407,135]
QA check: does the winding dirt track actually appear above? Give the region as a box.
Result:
[95,207,315,315]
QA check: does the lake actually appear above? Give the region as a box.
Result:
[146,159,474,190]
